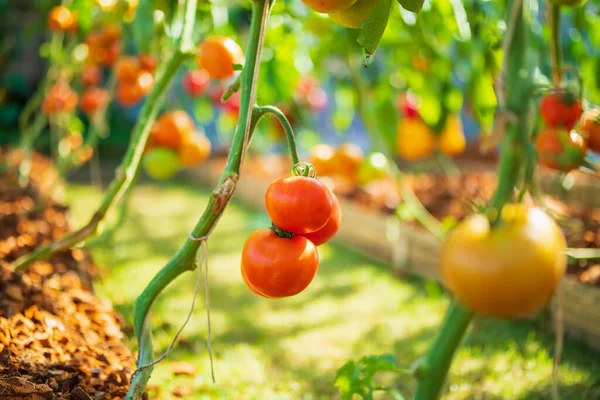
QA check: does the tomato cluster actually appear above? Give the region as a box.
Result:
[242,164,342,298]
[396,108,465,161]
[113,55,156,107]
[85,25,122,67]
[536,91,588,172]
[42,81,78,115]
[440,204,567,318]
[143,110,211,180]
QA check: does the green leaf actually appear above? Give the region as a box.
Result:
[397,0,425,13]
[334,361,356,397]
[70,0,94,35]
[358,0,393,56]
[133,0,155,54]
[359,354,400,380]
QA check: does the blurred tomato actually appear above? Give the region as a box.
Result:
[540,91,582,130]
[333,143,364,180]
[580,108,600,153]
[536,127,586,171]
[309,144,336,176]
[81,65,103,87]
[48,6,76,32]
[151,110,195,149]
[396,118,435,161]
[438,114,466,156]
[143,148,181,180]
[80,88,110,115]
[183,70,210,97]
[42,82,78,115]
[197,36,244,80]
[178,134,212,167]
[357,152,390,185]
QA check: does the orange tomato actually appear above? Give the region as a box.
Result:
[301,192,342,246]
[42,82,78,115]
[178,135,212,167]
[139,54,157,73]
[439,205,567,318]
[241,229,319,298]
[536,127,586,171]
[580,108,600,153]
[81,65,103,87]
[115,82,143,107]
[80,88,110,115]
[265,176,333,234]
[115,56,140,82]
[396,118,435,161]
[302,0,359,13]
[333,143,364,179]
[136,71,154,94]
[197,36,244,80]
[438,114,466,156]
[309,144,336,176]
[151,110,195,149]
[48,6,76,32]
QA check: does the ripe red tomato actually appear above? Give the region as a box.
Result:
[80,88,110,115]
[536,127,586,171]
[301,192,341,246]
[539,91,582,130]
[115,82,142,107]
[197,36,244,80]
[580,108,600,153]
[183,70,210,97]
[241,229,319,298]
[265,176,333,234]
[439,205,567,318]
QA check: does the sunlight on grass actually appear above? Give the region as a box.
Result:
[67,182,600,400]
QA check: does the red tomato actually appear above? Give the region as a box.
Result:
[301,192,341,246]
[81,65,103,87]
[536,127,586,171]
[183,70,210,97]
[540,91,582,130]
[580,108,600,153]
[265,176,333,234]
[241,229,319,298]
[80,87,110,115]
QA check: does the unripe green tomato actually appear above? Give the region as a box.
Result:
[328,0,377,28]
[357,152,390,185]
[143,148,181,180]
[549,0,586,6]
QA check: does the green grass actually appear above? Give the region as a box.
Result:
[66,182,600,400]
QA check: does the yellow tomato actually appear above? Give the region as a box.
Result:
[328,0,376,28]
[438,114,466,156]
[302,0,358,13]
[439,205,567,318]
[396,118,435,161]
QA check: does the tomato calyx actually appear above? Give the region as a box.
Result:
[269,223,294,239]
[290,162,317,178]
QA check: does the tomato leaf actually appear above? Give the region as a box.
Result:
[133,0,155,54]
[358,0,393,56]
[397,0,425,13]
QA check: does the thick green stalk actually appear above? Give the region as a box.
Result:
[413,0,533,398]
[413,302,473,400]
[11,18,195,271]
[126,1,271,398]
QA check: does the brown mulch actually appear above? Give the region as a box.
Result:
[0,154,135,400]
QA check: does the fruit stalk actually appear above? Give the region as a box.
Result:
[11,12,196,272]
[252,105,300,164]
[126,0,272,398]
[414,0,533,397]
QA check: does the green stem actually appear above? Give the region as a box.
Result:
[11,20,195,272]
[126,0,271,398]
[413,302,473,400]
[253,105,299,164]
[414,0,533,397]
[549,5,562,87]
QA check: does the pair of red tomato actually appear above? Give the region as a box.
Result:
[241,164,342,299]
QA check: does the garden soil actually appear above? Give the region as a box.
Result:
[0,151,135,400]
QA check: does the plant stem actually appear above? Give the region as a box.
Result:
[126,0,271,398]
[252,105,299,164]
[11,17,196,272]
[549,5,562,87]
[413,0,533,397]
[413,302,473,400]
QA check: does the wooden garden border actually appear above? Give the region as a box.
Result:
[186,161,600,351]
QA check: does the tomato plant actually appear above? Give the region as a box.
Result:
[241,228,319,298]
[440,205,567,318]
